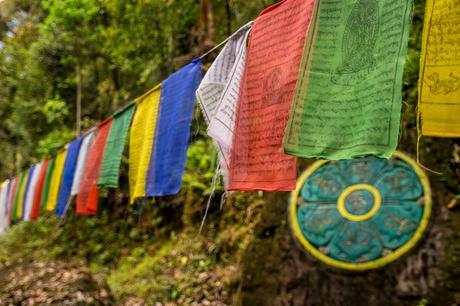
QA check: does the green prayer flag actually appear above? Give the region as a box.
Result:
[40,157,55,209]
[97,104,135,188]
[284,0,413,159]
[11,172,25,221]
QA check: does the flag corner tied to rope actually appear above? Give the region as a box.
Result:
[98,103,136,189]
[77,120,112,215]
[196,22,253,188]
[146,59,203,197]
[129,84,162,204]
[56,138,83,217]
[229,0,316,191]
[418,0,460,138]
[284,0,413,160]
[45,148,68,212]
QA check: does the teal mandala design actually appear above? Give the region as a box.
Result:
[290,152,431,270]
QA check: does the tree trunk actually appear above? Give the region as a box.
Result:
[76,62,82,137]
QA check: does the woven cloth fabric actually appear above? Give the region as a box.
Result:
[146,60,202,196]
[98,104,135,189]
[76,120,112,215]
[129,85,161,203]
[284,0,413,159]
[228,0,314,191]
[23,163,42,221]
[418,0,460,137]
[56,138,83,217]
[45,149,68,212]
[30,159,50,220]
[71,132,95,196]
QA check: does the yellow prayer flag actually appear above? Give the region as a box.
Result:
[129,85,161,203]
[45,148,68,211]
[16,170,30,219]
[419,0,460,137]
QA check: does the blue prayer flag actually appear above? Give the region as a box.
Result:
[146,59,202,196]
[56,138,83,217]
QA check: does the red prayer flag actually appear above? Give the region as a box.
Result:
[30,159,50,221]
[7,176,18,222]
[228,0,314,191]
[76,119,112,215]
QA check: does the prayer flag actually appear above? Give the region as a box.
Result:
[418,0,460,137]
[31,159,50,220]
[24,163,41,221]
[76,120,112,215]
[0,180,10,235]
[284,0,413,159]
[129,85,161,203]
[71,132,95,196]
[46,149,68,212]
[56,138,83,217]
[197,23,253,185]
[228,0,314,191]
[146,60,202,196]
[12,172,25,220]
[40,158,55,210]
[98,104,135,188]
[7,176,18,222]
[17,169,31,219]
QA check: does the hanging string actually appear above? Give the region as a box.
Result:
[198,161,221,234]
[416,105,443,175]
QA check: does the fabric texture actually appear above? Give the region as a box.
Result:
[71,132,95,196]
[0,180,10,235]
[12,172,26,220]
[418,0,460,137]
[196,23,253,186]
[146,60,202,196]
[40,158,55,210]
[129,85,161,203]
[31,159,49,220]
[7,176,18,222]
[284,0,413,159]
[228,0,314,191]
[98,104,135,188]
[76,120,112,215]
[24,163,42,221]
[20,167,34,220]
[45,149,68,212]
[56,138,83,217]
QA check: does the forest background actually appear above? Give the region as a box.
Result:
[0,0,459,305]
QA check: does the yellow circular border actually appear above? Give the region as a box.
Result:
[290,151,432,271]
[337,184,382,222]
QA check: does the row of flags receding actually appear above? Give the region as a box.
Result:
[0,0,459,233]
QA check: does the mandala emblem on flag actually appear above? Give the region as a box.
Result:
[290,151,431,270]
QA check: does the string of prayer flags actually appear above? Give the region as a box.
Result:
[12,172,25,220]
[77,120,112,215]
[197,23,253,185]
[31,159,50,220]
[40,158,55,210]
[0,180,10,235]
[45,149,68,212]
[98,104,135,189]
[284,0,413,159]
[146,60,202,196]
[228,0,315,191]
[129,85,161,203]
[418,0,460,137]
[24,163,41,221]
[71,132,95,196]
[7,176,18,222]
[56,138,83,217]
